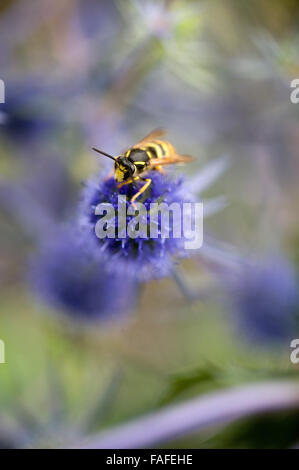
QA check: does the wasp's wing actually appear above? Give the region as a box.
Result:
[148,154,194,168]
[132,128,167,148]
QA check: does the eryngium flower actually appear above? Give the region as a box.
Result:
[232,258,298,343]
[80,171,198,281]
[29,229,136,322]
[0,81,55,144]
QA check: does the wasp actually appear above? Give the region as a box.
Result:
[92,129,193,208]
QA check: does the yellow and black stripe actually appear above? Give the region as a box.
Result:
[93,129,192,207]
[127,139,174,168]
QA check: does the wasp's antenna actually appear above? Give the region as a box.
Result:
[92,147,117,162]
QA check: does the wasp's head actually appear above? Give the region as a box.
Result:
[114,156,135,182]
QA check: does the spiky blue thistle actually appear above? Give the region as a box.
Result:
[0,81,55,145]
[232,257,299,343]
[79,170,198,281]
[29,228,137,322]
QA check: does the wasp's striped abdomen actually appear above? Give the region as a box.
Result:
[126,140,172,173]
[144,140,174,160]
[129,139,174,162]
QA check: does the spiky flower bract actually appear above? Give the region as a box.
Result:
[80,170,197,281]
[29,228,137,323]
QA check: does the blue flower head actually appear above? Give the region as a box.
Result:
[232,257,299,343]
[80,170,198,281]
[0,81,55,144]
[29,228,137,323]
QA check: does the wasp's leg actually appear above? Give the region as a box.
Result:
[117,176,139,189]
[130,178,152,209]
